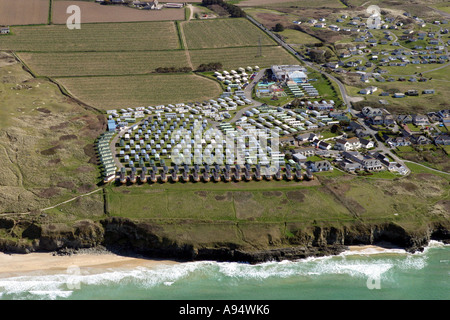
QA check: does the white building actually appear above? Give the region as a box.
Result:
[271,65,308,83]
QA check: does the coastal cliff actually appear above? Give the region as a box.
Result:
[0,216,448,263]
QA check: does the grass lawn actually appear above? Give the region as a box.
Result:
[105,179,353,223]
[254,95,293,107]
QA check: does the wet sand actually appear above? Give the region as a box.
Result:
[0,252,178,276]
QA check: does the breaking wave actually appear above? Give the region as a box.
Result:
[0,242,447,299]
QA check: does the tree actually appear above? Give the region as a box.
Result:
[273,23,285,32]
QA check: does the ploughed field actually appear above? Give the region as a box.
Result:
[2,17,300,110]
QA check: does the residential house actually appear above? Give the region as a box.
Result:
[292,153,307,163]
[390,162,409,175]
[396,114,413,124]
[359,138,375,149]
[335,137,361,151]
[339,158,362,172]
[342,151,383,171]
[435,134,450,145]
[316,140,331,150]
[293,147,316,158]
[437,109,450,119]
[413,114,429,126]
[361,106,383,118]
[349,121,363,132]
[411,135,431,145]
[386,136,412,148]
[296,132,320,144]
[370,115,384,125]
[306,160,332,172]
[383,114,395,126]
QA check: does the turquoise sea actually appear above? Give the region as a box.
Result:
[0,241,448,300]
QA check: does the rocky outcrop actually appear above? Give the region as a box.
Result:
[0,216,448,262]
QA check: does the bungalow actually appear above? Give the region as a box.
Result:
[411,135,431,145]
[435,134,450,145]
[359,138,374,149]
[306,160,332,172]
[386,136,411,148]
[438,109,450,119]
[396,114,413,124]
[293,147,316,158]
[390,162,409,175]
[316,140,332,150]
[413,114,429,126]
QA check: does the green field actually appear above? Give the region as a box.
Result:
[57,73,222,110]
[3,18,305,109]
[190,46,298,70]
[0,58,103,214]
[182,18,275,49]
[2,22,181,52]
[105,180,353,223]
[18,51,191,77]
[104,170,450,230]
[275,29,322,46]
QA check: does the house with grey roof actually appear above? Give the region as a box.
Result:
[435,134,450,145]
[342,151,383,171]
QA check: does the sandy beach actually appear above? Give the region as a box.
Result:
[0,243,408,276]
[0,251,179,276]
[346,244,407,254]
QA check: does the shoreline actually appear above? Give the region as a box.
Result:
[0,242,438,276]
[0,251,179,277]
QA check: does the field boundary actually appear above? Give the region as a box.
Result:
[48,0,53,25]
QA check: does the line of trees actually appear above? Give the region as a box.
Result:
[201,0,246,18]
[155,66,193,73]
[196,62,223,72]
